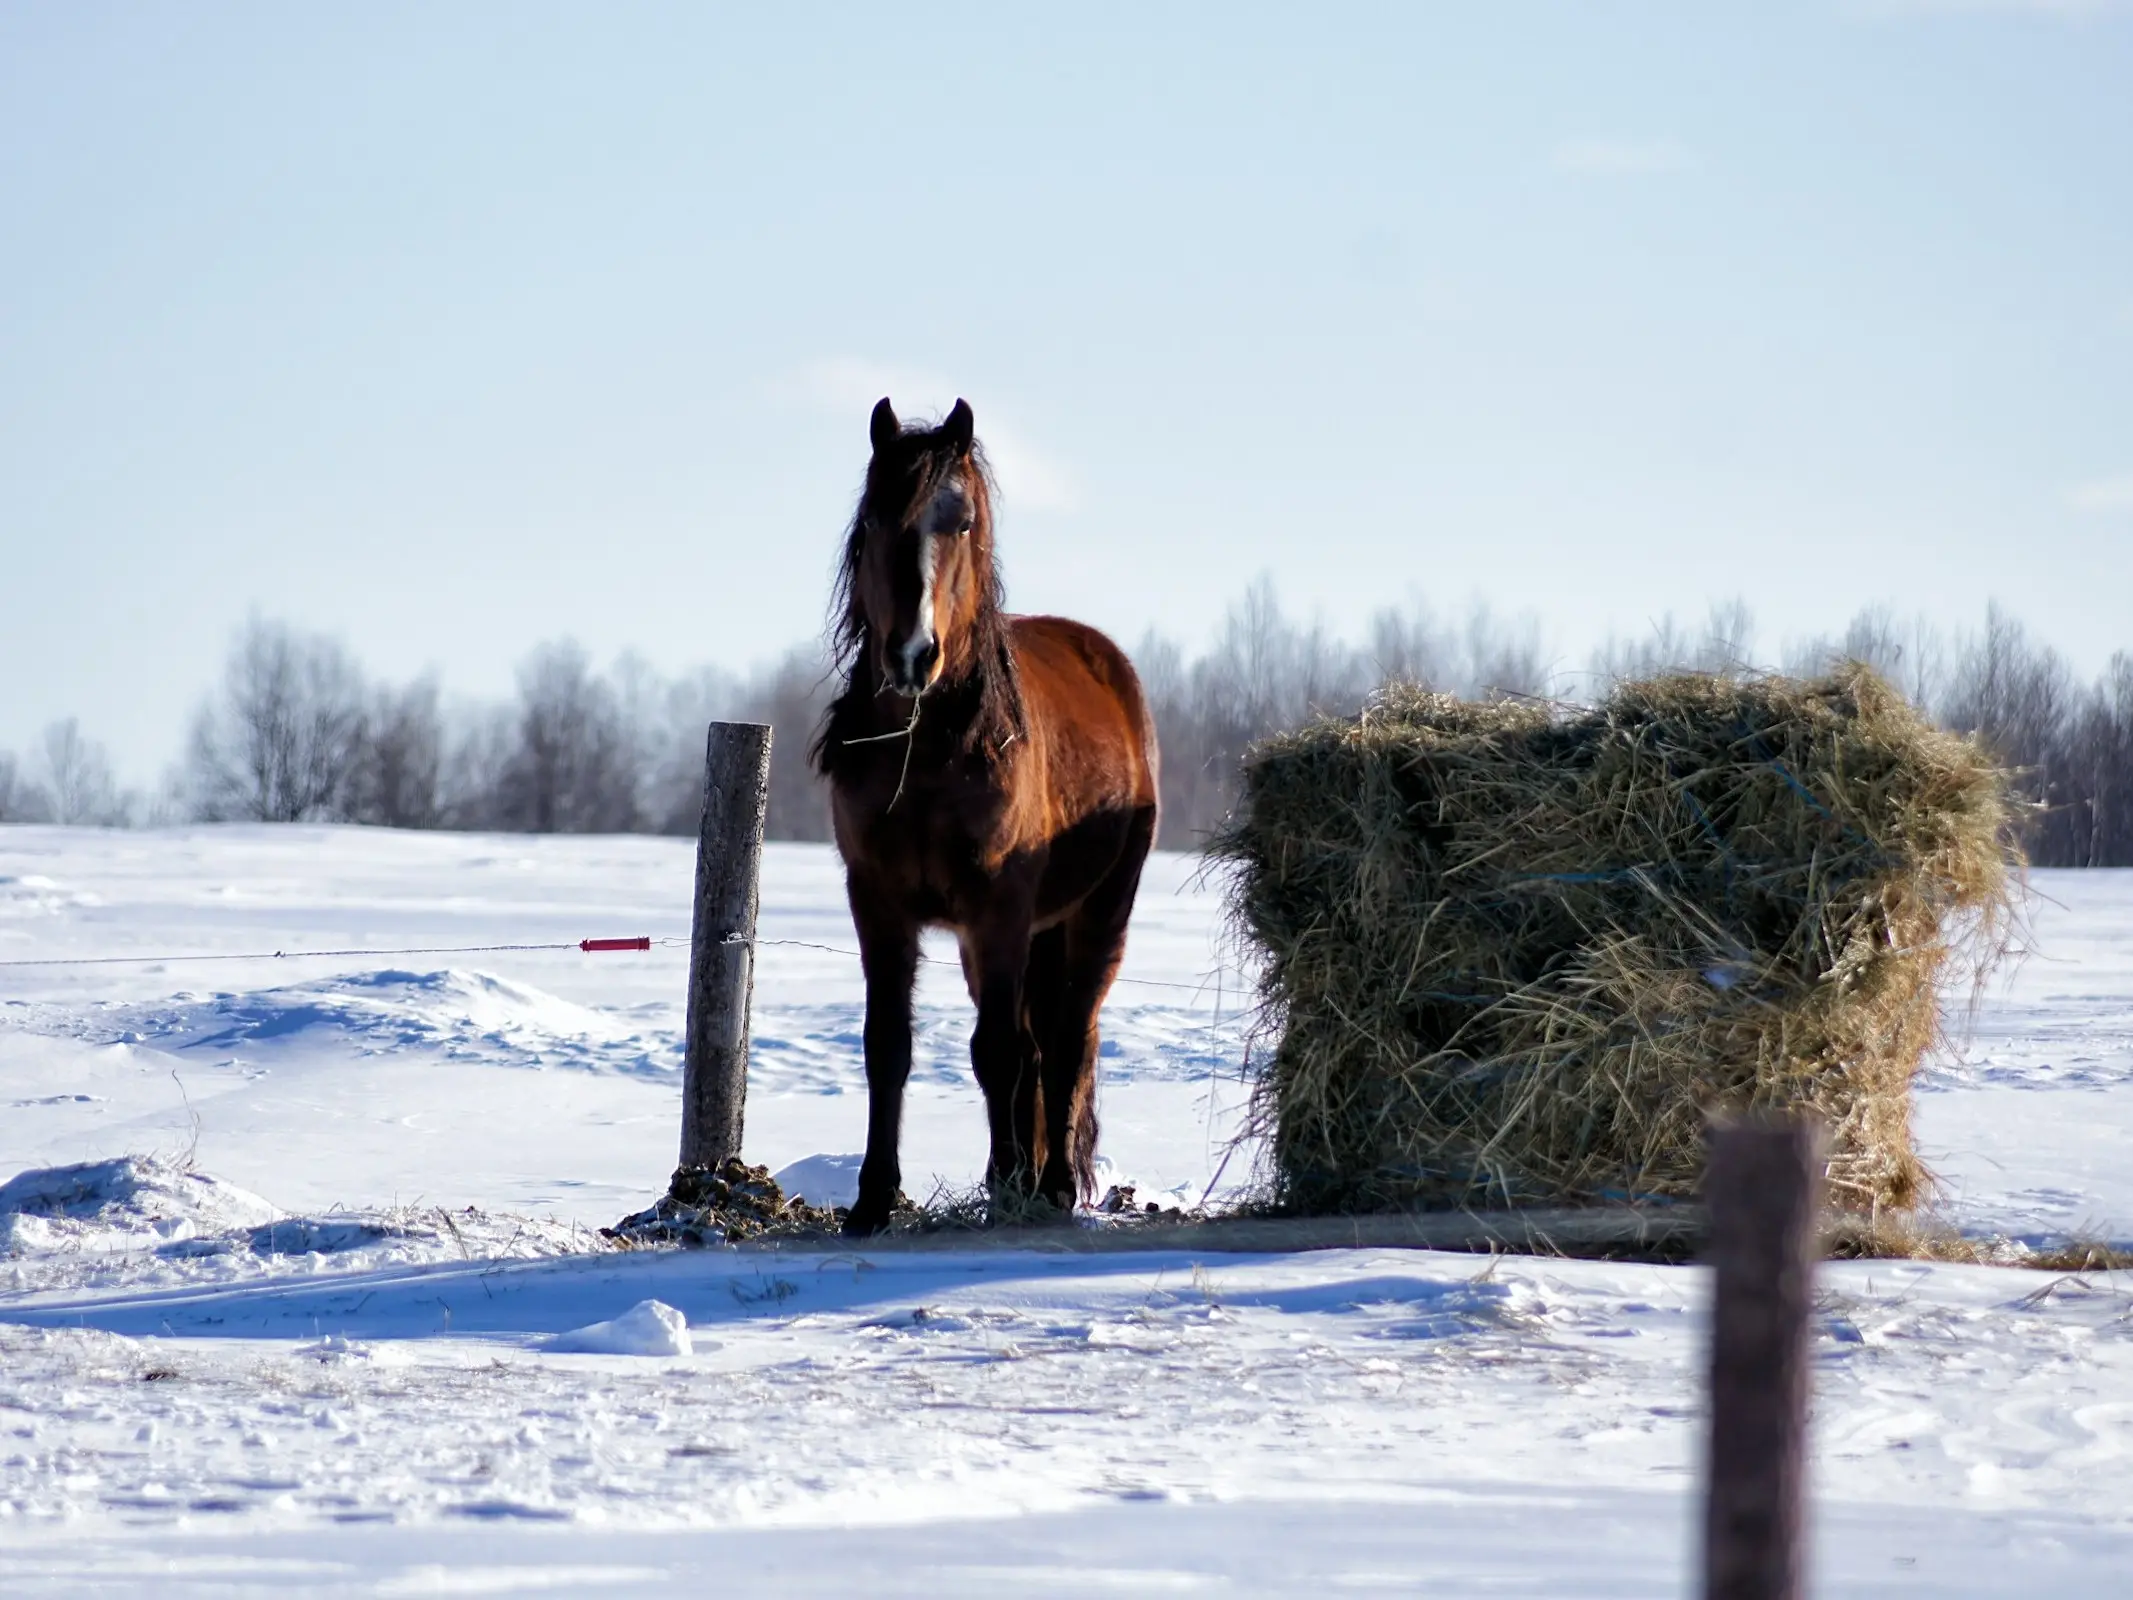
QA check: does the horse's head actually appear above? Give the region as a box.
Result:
[844,397,996,698]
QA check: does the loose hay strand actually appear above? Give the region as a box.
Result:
[1211,666,2021,1217]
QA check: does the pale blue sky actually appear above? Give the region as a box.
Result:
[3,1,2129,781]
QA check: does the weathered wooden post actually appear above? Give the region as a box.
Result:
[1702,1115,1823,1600]
[678,721,772,1170]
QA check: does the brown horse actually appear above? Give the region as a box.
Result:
[812,397,1159,1237]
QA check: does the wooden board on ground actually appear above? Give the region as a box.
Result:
[728,1205,1704,1258]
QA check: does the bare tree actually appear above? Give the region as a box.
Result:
[1462,601,1553,698]
[739,646,836,843]
[609,650,670,831]
[348,676,445,829]
[2052,653,2133,868]
[1937,604,2078,862]
[438,703,519,831]
[623,648,836,842]
[1704,597,1758,673]
[496,640,640,833]
[186,617,369,822]
[1590,613,1698,686]
[1133,628,1222,850]
[1834,606,1910,685]
[1782,606,1946,707]
[1130,578,1574,846]
[0,751,53,823]
[1590,600,1758,686]
[1135,576,1379,848]
[1938,604,2071,767]
[1367,596,1455,688]
[642,665,739,835]
[41,718,124,826]
[1365,596,1554,700]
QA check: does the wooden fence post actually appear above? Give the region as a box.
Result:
[1702,1115,1822,1600]
[678,721,772,1171]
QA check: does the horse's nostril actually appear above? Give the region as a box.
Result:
[913,640,940,679]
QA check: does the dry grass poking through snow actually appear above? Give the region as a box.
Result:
[1823,1212,2133,1271]
[1213,666,2021,1219]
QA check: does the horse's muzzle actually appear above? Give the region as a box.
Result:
[884,638,940,696]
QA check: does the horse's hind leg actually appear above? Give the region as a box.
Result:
[967,907,1039,1201]
[1034,929,1119,1211]
[1037,814,1154,1211]
[1021,924,1068,1210]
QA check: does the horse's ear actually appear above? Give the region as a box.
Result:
[869,398,900,455]
[943,398,975,455]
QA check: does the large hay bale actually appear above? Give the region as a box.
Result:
[1212,666,2019,1216]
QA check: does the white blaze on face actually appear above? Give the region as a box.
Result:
[896,470,967,689]
[901,529,939,685]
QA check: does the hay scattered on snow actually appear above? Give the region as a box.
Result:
[1212,666,2021,1216]
[604,1165,1190,1245]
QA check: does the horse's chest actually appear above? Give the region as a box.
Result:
[845,789,1015,920]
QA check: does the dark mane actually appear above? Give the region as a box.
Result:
[811,421,1024,774]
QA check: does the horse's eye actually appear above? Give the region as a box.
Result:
[955,519,974,538]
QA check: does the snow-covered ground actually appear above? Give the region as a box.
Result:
[2,826,2131,1594]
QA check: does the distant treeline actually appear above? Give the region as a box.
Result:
[3,585,2130,867]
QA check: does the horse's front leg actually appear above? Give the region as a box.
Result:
[967,906,1038,1203]
[846,882,919,1238]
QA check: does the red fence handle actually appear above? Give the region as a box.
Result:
[580,937,653,953]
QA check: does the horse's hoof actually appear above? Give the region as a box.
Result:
[984,1189,1074,1228]
[842,1204,890,1239]
[1034,1166,1078,1220]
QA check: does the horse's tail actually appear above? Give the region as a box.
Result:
[1070,1073,1101,1206]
